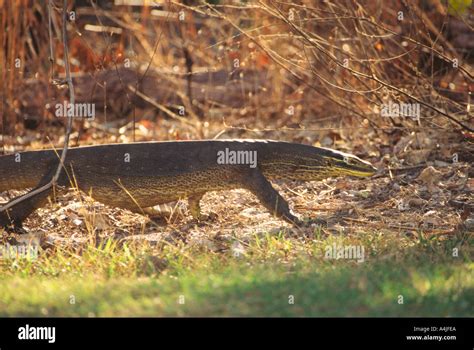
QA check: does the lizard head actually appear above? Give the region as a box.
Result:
[259,141,377,181]
[282,146,377,180]
[325,149,377,178]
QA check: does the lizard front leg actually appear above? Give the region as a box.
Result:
[188,192,207,221]
[243,169,301,225]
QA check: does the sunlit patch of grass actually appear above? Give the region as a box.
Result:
[0,228,472,316]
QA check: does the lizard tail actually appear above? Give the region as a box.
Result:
[0,150,53,192]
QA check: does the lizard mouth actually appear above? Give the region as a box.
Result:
[344,164,377,177]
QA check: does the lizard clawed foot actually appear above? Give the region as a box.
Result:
[290,216,328,228]
[305,217,328,226]
[0,222,28,233]
[194,211,218,222]
[188,193,218,223]
[0,212,26,232]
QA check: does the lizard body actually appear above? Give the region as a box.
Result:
[0,139,376,227]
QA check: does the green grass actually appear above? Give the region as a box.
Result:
[0,229,472,316]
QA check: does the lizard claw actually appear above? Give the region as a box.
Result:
[292,217,327,228]
[0,212,25,231]
[196,211,218,222]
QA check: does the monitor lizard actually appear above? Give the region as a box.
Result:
[0,139,377,229]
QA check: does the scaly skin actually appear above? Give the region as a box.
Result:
[0,139,377,228]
